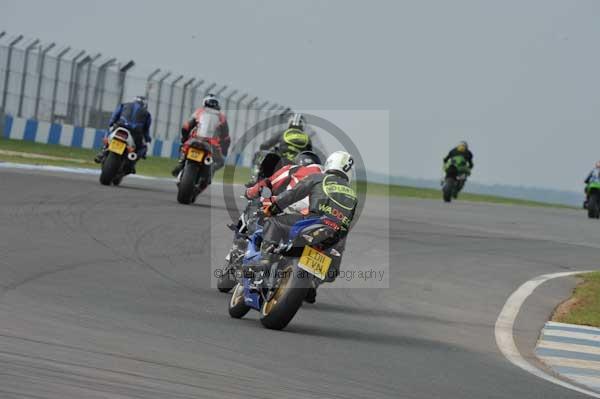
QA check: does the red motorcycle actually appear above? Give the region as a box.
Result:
[175,133,219,204]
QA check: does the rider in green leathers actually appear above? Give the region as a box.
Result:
[583,161,600,209]
[443,141,474,197]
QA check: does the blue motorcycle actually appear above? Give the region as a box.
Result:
[227,215,343,330]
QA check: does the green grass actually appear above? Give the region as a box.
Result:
[364,180,572,208]
[0,137,250,182]
[553,272,600,327]
[0,137,571,207]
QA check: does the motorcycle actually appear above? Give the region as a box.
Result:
[176,136,216,204]
[227,214,343,330]
[99,127,140,186]
[217,196,264,292]
[442,156,470,203]
[585,181,600,219]
[217,150,283,293]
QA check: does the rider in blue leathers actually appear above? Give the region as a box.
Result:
[94,96,152,172]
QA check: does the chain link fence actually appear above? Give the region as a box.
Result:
[0,33,297,165]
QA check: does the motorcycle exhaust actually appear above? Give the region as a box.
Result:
[127,152,138,161]
[204,155,213,165]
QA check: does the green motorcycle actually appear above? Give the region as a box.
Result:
[585,181,600,219]
[442,155,471,203]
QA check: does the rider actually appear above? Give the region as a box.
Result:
[94,96,152,172]
[245,151,323,210]
[583,161,600,208]
[443,140,474,169]
[171,94,230,177]
[261,151,357,302]
[259,113,313,164]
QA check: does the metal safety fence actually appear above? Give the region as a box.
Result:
[0,32,311,165]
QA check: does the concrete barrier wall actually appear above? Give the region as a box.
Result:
[1,114,180,159]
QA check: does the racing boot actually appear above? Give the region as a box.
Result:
[171,158,185,177]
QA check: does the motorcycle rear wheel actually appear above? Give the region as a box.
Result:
[443,178,455,203]
[177,162,199,204]
[100,152,121,186]
[259,264,310,330]
[588,192,600,219]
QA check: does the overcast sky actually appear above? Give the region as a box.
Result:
[2,0,600,191]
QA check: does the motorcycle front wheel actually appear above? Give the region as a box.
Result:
[228,283,251,319]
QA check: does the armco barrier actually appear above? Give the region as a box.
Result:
[1,114,180,159]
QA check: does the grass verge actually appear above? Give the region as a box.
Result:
[0,137,250,182]
[552,272,600,327]
[0,137,571,207]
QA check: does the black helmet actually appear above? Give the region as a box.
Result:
[203,94,220,110]
[294,151,321,166]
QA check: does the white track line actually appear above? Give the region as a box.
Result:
[495,270,600,398]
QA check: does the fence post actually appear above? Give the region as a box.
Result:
[152,71,171,137]
[117,60,134,104]
[241,97,258,166]
[202,82,217,101]
[165,74,183,140]
[33,42,55,120]
[91,58,116,128]
[80,53,101,126]
[189,79,204,113]
[50,46,70,122]
[179,77,195,128]
[1,35,24,112]
[215,85,228,99]
[66,51,86,123]
[264,103,278,142]
[17,38,40,118]
[224,89,238,115]
[232,93,247,145]
[144,68,161,101]
[251,101,269,158]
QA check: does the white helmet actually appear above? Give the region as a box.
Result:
[287,113,305,130]
[202,94,220,110]
[324,151,354,181]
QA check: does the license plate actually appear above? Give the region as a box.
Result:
[108,139,126,155]
[298,246,332,280]
[187,148,204,162]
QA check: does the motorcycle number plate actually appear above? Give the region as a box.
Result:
[298,246,331,280]
[108,139,126,155]
[187,149,204,162]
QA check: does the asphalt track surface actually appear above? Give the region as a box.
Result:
[1,166,599,399]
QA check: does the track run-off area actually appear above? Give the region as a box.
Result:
[1,165,599,399]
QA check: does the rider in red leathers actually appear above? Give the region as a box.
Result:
[245,151,322,214]
[171,94,230,177]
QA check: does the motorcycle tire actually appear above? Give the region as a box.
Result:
[228,283,251,319]
[588,192,600,219]
[443,178,455,203]
[217,265,237,293]
[100,152,121,186]
[177,162,199,204]
[259,263,311,330]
